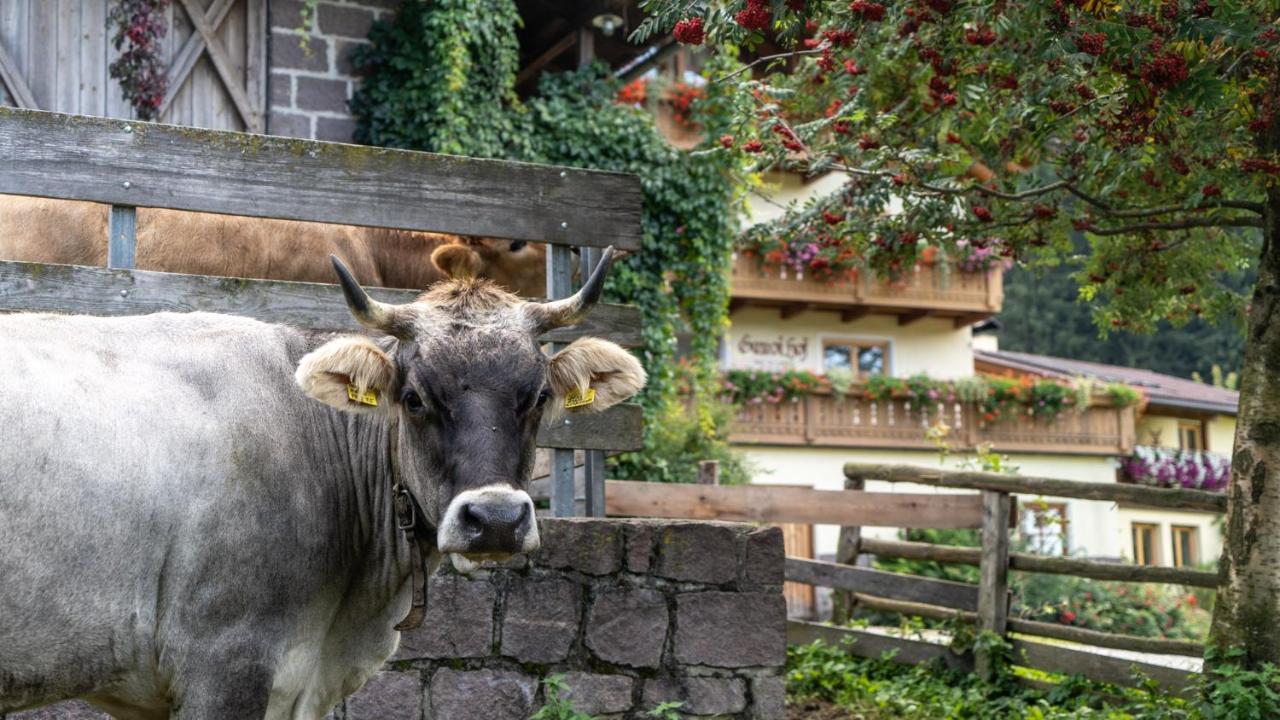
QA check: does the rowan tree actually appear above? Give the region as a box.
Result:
[634,0,1280,668]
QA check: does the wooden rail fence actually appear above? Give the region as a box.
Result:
[0,107,646,515]
[604,463,1221,694]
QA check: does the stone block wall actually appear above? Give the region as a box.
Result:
[7,519,786,719]
[267,0,400,141]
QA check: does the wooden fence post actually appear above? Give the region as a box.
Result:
[831,475,864,624]
[548,244,577,517]
[580,246,607,517]
[975,490,1011,680]
[697,460,720,486]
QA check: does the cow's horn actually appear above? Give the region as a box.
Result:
[527,246,615,333]
[330,255,403,334]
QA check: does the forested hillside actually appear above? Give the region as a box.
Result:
[998,262,1247,382]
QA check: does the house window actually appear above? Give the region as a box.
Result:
[1021,502,1069,556]
[823,339,888,375]
[1171,526,1199,568]
[1179,421,1204,451]
[1132,523,1160,566]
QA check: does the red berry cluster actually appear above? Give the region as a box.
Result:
[1076,32,1105,56]
[972,206,994,222]
[772,123,805,152]
[735,0,772,31]
[849,1,887,22]
[964,26,997,46]
[787,0,806,10]
[1140,50,1188,90]
[673,17,705,45]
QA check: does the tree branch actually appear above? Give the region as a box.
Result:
[713,48,825,84]
[1086,216,1264,235]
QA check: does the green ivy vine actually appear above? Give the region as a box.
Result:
[349,1,746,483]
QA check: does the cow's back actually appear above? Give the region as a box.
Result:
[0,312,377,716]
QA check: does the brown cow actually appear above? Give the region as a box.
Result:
[0,195,548,296]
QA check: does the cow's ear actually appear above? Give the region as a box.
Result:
[295,336,397,414]
[547,338,646,415]
[432,243,481,280]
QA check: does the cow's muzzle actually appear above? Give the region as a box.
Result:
[437,485,540,558]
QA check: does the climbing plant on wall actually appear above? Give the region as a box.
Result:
[349,0,747,483]
[107,0,170,120]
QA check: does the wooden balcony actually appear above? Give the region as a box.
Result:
[731,391,1136,456]
[730,254,1003,325]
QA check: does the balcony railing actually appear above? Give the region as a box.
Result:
[730,254,1003,321]
[731,390,1136,456]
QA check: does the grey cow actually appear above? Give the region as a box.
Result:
[0,250,644,719]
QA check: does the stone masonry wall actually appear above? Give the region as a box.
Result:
[6,519,786,720]
[267,0,400,141]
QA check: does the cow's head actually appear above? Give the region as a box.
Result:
[432,239,547,298]
[294,247,643,563]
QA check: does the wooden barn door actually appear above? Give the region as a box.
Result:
[779,522,816,618]
[0,0,264,131]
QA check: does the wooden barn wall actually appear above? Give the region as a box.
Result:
[0,0,264,131]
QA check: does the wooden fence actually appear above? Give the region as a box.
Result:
[605,463,1221,694]
[0,107,646,516]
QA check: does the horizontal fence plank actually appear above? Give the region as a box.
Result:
[845,462,1225,513]
[604,481,985,527]
[787,621,973,673]
[845,594,1204,657]
[0,261,643,346]
[786,557,979,611]
[537,404,644,452]
[0,108,642,249]
[858,538,1219,588]
[1011,638,1198,694]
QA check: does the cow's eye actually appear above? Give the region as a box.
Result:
[401,388,426,416]
[509,240,527,252]
[536,389,551,407]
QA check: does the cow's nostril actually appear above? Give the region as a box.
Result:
[459,503,485,537]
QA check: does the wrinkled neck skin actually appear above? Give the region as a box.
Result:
[320,404,437,622]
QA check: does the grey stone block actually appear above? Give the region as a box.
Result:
[642,676,747,716]
[271,31,329,72]
[744,526,785,585]
[501,578,581,663]
[295,76,350,114]
[675,592,786,668]
[396,575,495,660]
[536,519,623,576]
[656,523,739,584]
[585,588,668,668]
[335,39,370,76]
[318,3,376,38]
[555,672,635,716]
[346,671,421,720]
[268,111,313,139]
[269,0,309,29]
[429,669,537,720]
[750,676,786,720]
[316,116,358,143]
[270,72,293,109]
[8,701,110,719]
[625,523,655,574]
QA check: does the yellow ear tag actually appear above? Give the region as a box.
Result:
[346,384,379,407]
[564,387,596,409]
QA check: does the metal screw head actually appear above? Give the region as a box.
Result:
[559,171,567,178]
[560,221,568,229]
[123,125,133,134]
[120,290,129,297]
[563,418,572,425]
[122,181,131,189]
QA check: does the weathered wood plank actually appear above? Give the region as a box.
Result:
[0,108,643,249]
[160,0,237,118]
[845,462,1226,513]
[176,0,259,132]
[787,621,973,672]
[785,557,979,611]
[858,537,1220,588]
[537,404,644,452]
[604,481,986,528]
[976,490,1012,680]
[0,260,643,346]
[1011,638,1199,694]
[1009,618,1204,658]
